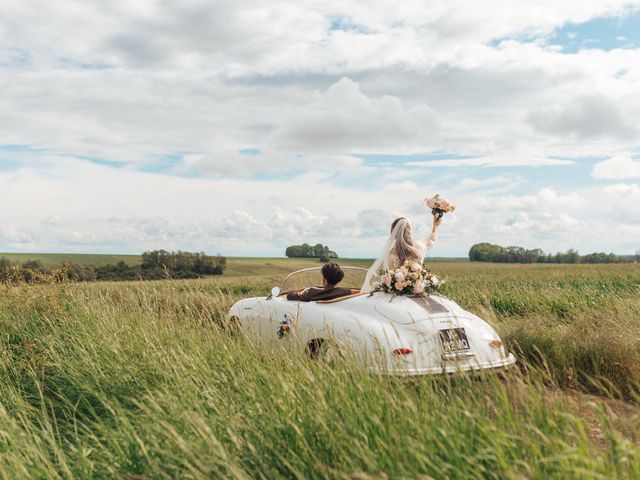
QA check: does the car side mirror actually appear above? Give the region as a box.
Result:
[269,287,280,299]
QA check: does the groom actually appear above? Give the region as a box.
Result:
[287,262,353,302]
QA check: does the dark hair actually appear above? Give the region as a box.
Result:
[391,217,407,233]
[321,262,344,285]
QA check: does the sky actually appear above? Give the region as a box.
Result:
[1,0,640,258]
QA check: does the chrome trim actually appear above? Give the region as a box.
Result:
[441,351,475,361]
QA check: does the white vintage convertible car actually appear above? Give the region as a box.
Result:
[227,266,516,376]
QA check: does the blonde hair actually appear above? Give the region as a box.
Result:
[390,217,422,265]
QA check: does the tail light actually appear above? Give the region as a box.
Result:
[393,347,413,356]
[489,339,503,349]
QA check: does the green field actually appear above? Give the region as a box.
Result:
[0,252,141,268]
[0,253,366,271]
[1,260,639,478]
[0,253,466,271]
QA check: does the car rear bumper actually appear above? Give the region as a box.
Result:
[372,353,517,376]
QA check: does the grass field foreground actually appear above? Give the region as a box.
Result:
[0,261,639,478]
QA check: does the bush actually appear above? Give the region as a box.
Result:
[1,251,227,284]
[286,243,338,259]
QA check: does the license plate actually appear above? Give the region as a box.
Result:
[438,328,471,353]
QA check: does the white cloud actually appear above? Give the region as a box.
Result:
[455,175,525,194]
[526,94,637,139]
[6,0,638,74]
[273,77,439,153]
[408,153,572,168]
[603,182,640,197]
[1,3,639,168]
[592,156,640,179]
[215,211,273,239]
[500,188,585,211]
[2,1,640,255]
[0,157,639,256]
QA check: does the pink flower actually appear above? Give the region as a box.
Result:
[424,194,456,213]
[382,274,391,286]
[395,271,405,284]
[413,282,424,294]
[425,195,438,209]
[411,262,422,272]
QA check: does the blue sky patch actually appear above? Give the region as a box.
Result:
[0,144,34,153]
[549,11,640,52]
[238,148,262,156]
[329,17,372,34]
[76,156,125,169]
[0,48,31,68]
[138,154,183,173]
[488,10,640,52]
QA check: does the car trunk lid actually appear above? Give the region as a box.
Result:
[374,295,450,324]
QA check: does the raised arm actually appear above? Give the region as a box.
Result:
[423,194,454,251]
[425,213,443,251]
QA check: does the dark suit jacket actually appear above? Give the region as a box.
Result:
[286,284,353,302]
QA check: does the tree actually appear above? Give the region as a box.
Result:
[60,261,97,282]
[469,243,507,262]
[469,243,623,264]
[140,250,225,276]
[285,244,338,259]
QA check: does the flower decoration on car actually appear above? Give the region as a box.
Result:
[373,261,442,297]
[277,313,294,339]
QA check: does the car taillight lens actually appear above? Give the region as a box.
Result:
[393,347,413,356]
[489,339,503,349]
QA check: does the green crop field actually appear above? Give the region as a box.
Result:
[1,260,639,478]
[0,252,142,268]
[0,253,466,271]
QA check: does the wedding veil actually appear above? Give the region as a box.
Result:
[362,217,414,291]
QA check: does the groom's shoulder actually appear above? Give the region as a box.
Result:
[287,285,355,302]
[286,286,323,301]
[309,286,353,301]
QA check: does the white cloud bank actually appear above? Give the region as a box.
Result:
[1,1,640,254]
[2,1,640,167]
[593,156,640,179]
[527,94,637,139]
[408,153,572,168]
[273,77,440,153]
[0,159,638,256]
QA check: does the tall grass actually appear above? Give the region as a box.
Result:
[436,263,640,398]
[0,263,639,478]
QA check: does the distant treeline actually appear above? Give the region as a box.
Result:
[285,243,338,261]
[469,243,636,264]
[0,250,226,283]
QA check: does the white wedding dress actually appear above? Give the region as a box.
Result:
[362,217,439,291]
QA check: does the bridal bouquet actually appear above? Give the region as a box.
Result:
[425,194,456,220]
[373,261,442,297]
[423,194,455,250]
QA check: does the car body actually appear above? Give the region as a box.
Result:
[227,267,516,376]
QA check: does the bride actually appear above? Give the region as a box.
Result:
[362,213,442,291]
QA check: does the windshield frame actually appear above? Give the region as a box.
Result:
[280,266,369,293]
